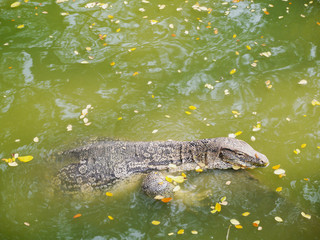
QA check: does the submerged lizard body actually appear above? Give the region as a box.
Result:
[55,137,268,192]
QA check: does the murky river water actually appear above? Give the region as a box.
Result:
[1,0,320,239]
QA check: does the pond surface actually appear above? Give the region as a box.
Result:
[0,0,320,239]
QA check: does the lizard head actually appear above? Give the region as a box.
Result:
[213,137,269,169]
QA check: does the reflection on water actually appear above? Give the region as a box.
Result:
[0,0,320,239]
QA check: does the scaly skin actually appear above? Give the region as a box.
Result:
[54,137,269,192]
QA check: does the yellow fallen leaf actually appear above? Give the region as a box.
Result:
[301,212,311,219]
[133,72,139,76]
[150,20,158,25]
[11,2,21,7]
[116,28,121,32]
[232,110,240,115]
[311,99,320,106]
[110,62,115,66]
[108,15,114,19]
[106,192,113,197]
[246,45,251,50]
[108,215,114,220]
[17,156,33,162]
[272,164,280,170]
[215,202,221,212]
[189,105,197,110]
[233,34,237,38]
[235,131,242,136]
[195,167,203,172]
[17,24,25,29]
[128,48,136,52]
[235,225,243,229]
[242,212,250,216]
[276,187,282,192]
[117,117,122,120]
[230,68,236,75]
[293,149,300,154]
[152,220,160,225]
[185,111,192,115]
[177,229,184,234]
[235,51,239,55]
[301,144,307,148]
[181,172,186,178]
[165,176,173,182]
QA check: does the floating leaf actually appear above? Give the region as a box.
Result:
[260,52,271,57]
[230,68,236,75]
[189,105,197,110]
[301,212,311,219]
[24,222,30,226]
[215,202,221,212]
[17,156,33,163]
[246,45,251,50]
[177,229,184,235]
[252,220,260,227]
[11,2,21,7]
[235,131,242,136]
[171,176,185,183]
[235,225,243,229]
[191,230,198,234]
[274,169,285,175]
[298,80,307,85]
[108,215,114,220]
[230,219,240,225]
[161,197,172,203]
[67,124,72,131]
[173,185,180,192]
[106,192,113,197]
[150,20,158,25]
[242,212,250,216]
[133,72,139,76]
[195,167,203,172]
[116,28,121,33]
[165,176,173,183]
[293,149,300,154]
[301,144,307,148]
[8,161,18,167]
[311,99,320,106]
[181,172,187,178]
[154,195,164,200]
[272,164,280,170]
[110,62,115,66]
[73,213,82,219]
[232,165,241,170]
[276,187,282,192]
[275,216,283,222]
[152,220,160,225]
[128,48,136,52]
[17,24,25,29]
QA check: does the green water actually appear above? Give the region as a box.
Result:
[1,0,320,239]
